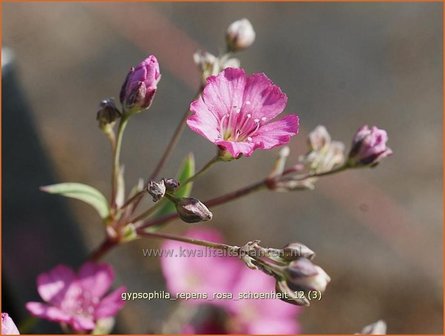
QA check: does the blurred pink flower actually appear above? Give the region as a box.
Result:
[161,228,240,304]
[26,262,126,332]
[187,68,299,158]
[1,313,20,334]
[161,228,301,334]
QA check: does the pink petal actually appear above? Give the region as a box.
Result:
[245,318,301,334]
[187,97,221,142]
[26,302,70,323]
[95,286,126,319]
[78,262,113,298]
[37,265,76,305]
[214,139,255,158]
[1,313,20,335]
[243,73,287,120]
[70,315,96,332]
[253,115,299,150]
[161,228,241,304]
[201,68,247,120]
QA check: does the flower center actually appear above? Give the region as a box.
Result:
[61,286,99,318]
[219,101,266,142]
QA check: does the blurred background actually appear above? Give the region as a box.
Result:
[2,2,443,334]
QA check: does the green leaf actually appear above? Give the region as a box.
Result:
[156,153,195,217]
[41,183,110,219]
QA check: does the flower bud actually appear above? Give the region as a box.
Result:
[163,178,180,192]
[275,280,310,306]
[120,55,161,113]
[176,197,213,223]
[193,51,240,85]
[308,125,331,151]
[348,125,392,167]
[226,18,256,52]
[97,98,121,128]
[357,320,387,335]
[282,242,315,261]
[147,180,166,202]
[285,258,331,292]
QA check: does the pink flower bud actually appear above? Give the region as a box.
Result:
[348,125,392,167]
[226,18,256,52]
[119,55,161,113]
[1,313,20,335]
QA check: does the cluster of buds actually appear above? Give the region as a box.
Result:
[266,124,392,192]
[194,18,255,85]
[146,178,212,223]
[237,241,330,306]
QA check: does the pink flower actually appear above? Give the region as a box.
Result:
[161,228,301,334]
[161,228,240,304]
[187,68,299,158]
[348,125,392,167]
[26,262,126,332]
[120,55,161,113]
[1,313,20,335]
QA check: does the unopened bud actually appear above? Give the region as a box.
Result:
[285,258,331,292]
[357,320,387,335]
[97,98,121,128]
[194,51,240,85]
[282,242,315,261]
[120,55,161,114]
[176,197,213,223]
[147,180,166,202]
[348,125,392,167]
[163,178,180,192]
[275,279,310,306]
[308,125,331,151]
[226,18,255,52]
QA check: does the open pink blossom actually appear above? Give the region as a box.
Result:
[187,68,299,158]
[26,262,126,332]
[1,313,20,334]
[161,228,301,334]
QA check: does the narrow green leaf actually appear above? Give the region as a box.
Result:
[41,183,110,219]
[156,153,195,217]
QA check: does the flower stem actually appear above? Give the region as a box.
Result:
[149,89,202,181]
[180,155,221,188]
[89,238,118,261]
[130,200,164,223]
[135,180,267,231]
[138,230,240,254]
[111,115,129,210]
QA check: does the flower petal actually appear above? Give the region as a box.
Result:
[37,264,76,305]
[26,302,71,323]
[71,315,96,332]
[215,139,256,158]
[78,262,114,298]
[245,318,301,334]
[187,97,221,142]
[201,68,247,120]
[243,73,287,120]
[94,286,126,319]
[1,313,20,335]
[253,115,299,150]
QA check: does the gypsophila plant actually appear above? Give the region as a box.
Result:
[11,18,392,334]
